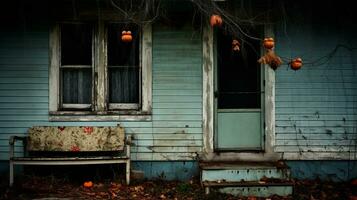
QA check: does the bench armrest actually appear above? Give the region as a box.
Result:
[9,136,27,159]
[125,135,133,145]
[125,135,132,158]
[9,136,27,145]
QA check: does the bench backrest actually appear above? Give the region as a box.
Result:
[27,126,125,152]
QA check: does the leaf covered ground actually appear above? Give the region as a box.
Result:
[1,176,357,200]
[0,166,356,200]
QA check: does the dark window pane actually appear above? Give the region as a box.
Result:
[62,68,92,104]
[61,24,92,65]
[108,23,140,105]
[107,23,139,66]
[217,28,261,109]
[109,67,139,104]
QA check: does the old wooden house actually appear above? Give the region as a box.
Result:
[0,0,356,196]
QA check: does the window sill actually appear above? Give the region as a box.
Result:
[49,111,152,122]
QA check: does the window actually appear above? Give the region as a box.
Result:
[60,24,93,110]
[49,22,152,121]
[107,24,140,110]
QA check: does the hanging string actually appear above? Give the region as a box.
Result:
[280,44,357,67]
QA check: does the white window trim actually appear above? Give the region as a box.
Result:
[49,23,152,121]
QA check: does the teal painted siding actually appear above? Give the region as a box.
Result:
[274,6,357,156]
[0,22,202,160]
[286,161,357,181]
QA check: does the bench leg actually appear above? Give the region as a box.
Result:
[126,160,130,185]
[9,161,14,187]
[205,187,210,195]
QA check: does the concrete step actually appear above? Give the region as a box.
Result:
[200,161,291,182]
[200,161,293,197]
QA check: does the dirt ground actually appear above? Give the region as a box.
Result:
[1,176,357,200]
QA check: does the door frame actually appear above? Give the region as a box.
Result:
[201,24,282,161]
[213,28,265,151]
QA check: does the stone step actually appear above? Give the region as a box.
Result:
[202,181,294,197]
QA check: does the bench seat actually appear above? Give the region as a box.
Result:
[12,155,129,161]
[9,126,131,186]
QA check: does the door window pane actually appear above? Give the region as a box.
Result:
[217,28,261,109]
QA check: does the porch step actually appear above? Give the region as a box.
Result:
[200,161,291,182]
[202,181,294,197]
[200,161,293,197]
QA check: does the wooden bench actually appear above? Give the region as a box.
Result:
[9,126,131,186]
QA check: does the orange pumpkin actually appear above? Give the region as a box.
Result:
[290,57,303,70]
[263,37,274,49]
[83,181,93,188]
[121,31,132,42]
[210,14,223,27]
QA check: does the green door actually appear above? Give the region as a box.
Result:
[215,28,264,151]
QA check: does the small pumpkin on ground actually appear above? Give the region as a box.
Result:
[83,181,93,188]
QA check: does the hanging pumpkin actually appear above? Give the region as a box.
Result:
[232,39,240,51]
[263,37,275,49]
[290,57,303,70]
[121,31,132,42]
[210,14,223,27]
[83,181,93,188]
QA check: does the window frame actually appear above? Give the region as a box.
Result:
[106,23,142,110]
[49,22,152,121]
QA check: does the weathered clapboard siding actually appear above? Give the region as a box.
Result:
[274,12,357,159]
[148,25,203,160]
[0,22,202,160]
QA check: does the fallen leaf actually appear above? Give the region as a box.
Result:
[111,191,117,198]
[321,191,327,199]
[310,194,317,200]
[86,192,96,196]
[351,179,357,186]
[99,192,107,196]
[95,183,105,188]
[248,196,257,200]
[133,185,144,193]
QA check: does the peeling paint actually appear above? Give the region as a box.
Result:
[202,25,214,154]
